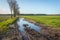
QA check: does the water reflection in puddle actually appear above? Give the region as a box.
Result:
[17,18,41,32]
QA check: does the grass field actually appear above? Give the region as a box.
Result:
[0,16,16,34]
[0,16,10,22]
[22,16,60,28]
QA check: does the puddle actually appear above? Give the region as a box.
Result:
[17,18,41,32]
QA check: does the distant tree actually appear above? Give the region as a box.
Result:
[7,0,20,17]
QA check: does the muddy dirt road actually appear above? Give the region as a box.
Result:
[1,18,60,40]
[17,18,60,40]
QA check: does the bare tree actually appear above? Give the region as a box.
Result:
[7,0,13,18]
[7,0,20,17]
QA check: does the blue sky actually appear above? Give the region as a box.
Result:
[0,0,60,14]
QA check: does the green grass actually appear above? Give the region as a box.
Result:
[22,16,60,28]
[0,16,10,22]
[0,17,17,34]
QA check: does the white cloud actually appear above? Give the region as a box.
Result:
[0,8,10,14]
